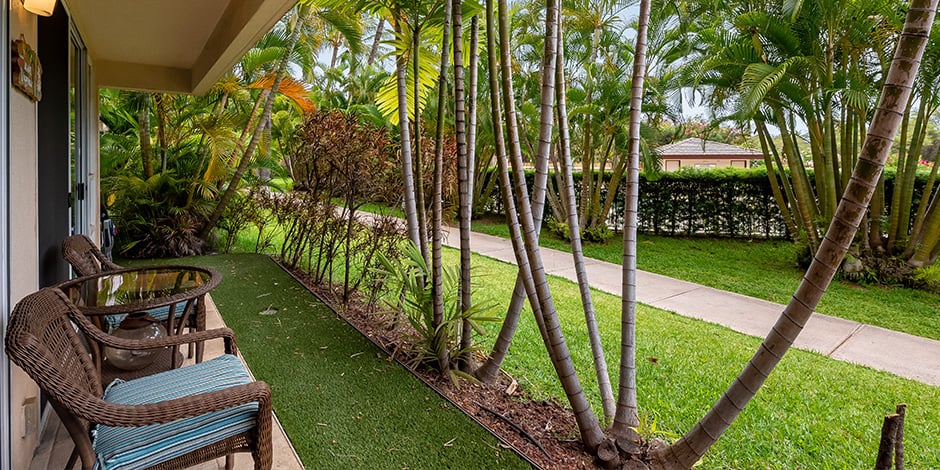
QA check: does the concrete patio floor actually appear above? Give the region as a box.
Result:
[29,296,304,470]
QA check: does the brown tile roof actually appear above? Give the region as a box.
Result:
[656,138,762,157]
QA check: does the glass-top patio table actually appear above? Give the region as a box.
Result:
[57,265,221,383]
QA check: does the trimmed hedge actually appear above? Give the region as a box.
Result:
[478,166,931,240]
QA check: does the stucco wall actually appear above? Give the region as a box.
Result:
[9,2,40,468]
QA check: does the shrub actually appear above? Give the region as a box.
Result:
[373,241,498,381]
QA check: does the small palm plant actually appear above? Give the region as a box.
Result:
[373,241,498,383]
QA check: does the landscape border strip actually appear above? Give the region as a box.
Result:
[270,256,543,470]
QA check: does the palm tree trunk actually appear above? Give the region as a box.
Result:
[393,18,422,249]
[154,94,168,172]
[453,0,476,370]
[905,156,940,259]
[652,2,937,466]
[502,0,605,450]
[775,106,822,251]
[474,0,537,383]
[612,0,649,435]
[554,23,615,423]
[138,93,154,179]
[368,18,385,66]
[431,1,453,372]
[415,26,430,265]
[201,8,307,238]
[579,27,601,222]
[756,120,799,237]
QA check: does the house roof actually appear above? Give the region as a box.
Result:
[657,138,762,158]
[64,0,296,95]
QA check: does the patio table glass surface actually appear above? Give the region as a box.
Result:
[57,265,222,382]
[59,265,220,316]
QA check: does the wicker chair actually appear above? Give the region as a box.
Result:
[61,234,121,277]
[5,288,273,470]
[61,234,206,362]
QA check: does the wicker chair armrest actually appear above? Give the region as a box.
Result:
[76,318,238,355]
[72,381,272,428]
[101,258,121,271]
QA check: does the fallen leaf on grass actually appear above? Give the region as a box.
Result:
[259,307,278,316]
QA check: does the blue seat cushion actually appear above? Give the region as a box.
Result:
[104,302,193,330]
[93,354,258,470]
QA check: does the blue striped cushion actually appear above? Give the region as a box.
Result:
[104,302,193,330]
[94,354,258,470]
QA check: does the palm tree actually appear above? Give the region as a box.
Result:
[430,0,454,372]
[501,0,608,450]
[201,0,362,238]
[553,15,615,423]
[652,1,937,466]
[201,5,313,238]
[612,0,649,436]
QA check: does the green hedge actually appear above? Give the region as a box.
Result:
[478,166,931,240]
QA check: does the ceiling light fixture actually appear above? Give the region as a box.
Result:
[22,0,56,17]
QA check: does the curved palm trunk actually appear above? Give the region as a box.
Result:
[554,24,615,423]
[368,18,385,66]
[431,0,454,373]
[201,8,307,238]
[394,18,422,249]
[474,0,536,382]
[653,2,937,467]
[499,0,605,450]
[612,0,649,435]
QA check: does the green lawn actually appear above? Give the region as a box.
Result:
[126,254,528,470]
[458,249,940,468]
[149,248,940,468]
[472,217,940,341]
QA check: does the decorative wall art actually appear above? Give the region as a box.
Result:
[12,34,42,101]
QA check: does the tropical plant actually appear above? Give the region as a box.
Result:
[685,0,940,280]
[373,241,498,382]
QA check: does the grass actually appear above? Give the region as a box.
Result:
[458,249,940,468]
[193,220,940,467]
[472,216,940,341]
[125,254,528,470]
[152,247,940,468]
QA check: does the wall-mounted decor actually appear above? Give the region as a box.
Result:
[12,34,42,101]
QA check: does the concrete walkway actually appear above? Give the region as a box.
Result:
[438,225,940,387]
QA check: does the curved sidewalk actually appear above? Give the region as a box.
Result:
[440,225,940,387]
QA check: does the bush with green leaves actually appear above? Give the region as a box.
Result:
[373,241,498,383]
[105,171,213,258]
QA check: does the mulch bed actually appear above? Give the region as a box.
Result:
[281,264,597,469]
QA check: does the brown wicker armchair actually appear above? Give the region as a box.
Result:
[61,234,208,365]
[61,234,122,277]
[5,288,273,470]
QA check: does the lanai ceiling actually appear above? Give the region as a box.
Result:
[64,0,296,94]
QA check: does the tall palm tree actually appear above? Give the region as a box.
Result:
[553,16,615,422]
[430,0,454,372]
[653,1,937,466]
[201,5,313,237]
[500,0,607,450]
[612,0,649,436]
[201,0,361,237]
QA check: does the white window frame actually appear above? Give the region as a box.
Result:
[1,0,12,468]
